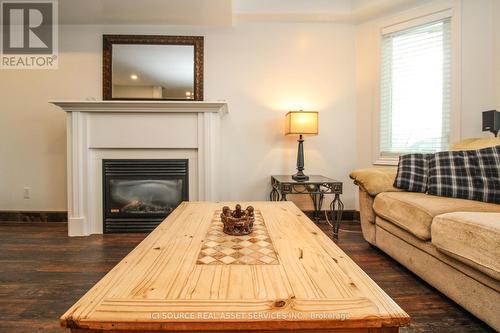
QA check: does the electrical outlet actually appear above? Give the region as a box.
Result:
[23,187,31,199]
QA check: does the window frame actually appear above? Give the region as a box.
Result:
[373,5,460,166]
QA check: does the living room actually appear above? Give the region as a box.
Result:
[0,0,498,332]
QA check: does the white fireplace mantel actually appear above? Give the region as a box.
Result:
[51,100,228,113]
[51,100,228,236]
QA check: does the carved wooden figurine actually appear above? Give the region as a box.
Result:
[220,204,255,236]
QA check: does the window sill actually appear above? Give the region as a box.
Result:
[373,157,399,166]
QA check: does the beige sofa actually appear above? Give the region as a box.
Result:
[350,138,500,330]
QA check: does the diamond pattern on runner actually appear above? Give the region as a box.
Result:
[197,210,279,265]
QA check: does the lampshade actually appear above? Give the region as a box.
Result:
[284,111,319,135]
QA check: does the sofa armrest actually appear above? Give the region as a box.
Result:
[358,189,377,244]
[349,167,402,196]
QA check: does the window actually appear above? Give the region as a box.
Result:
[380,17,451,157]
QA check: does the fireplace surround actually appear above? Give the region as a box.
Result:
[52,101,227,236]
[103,159,189,233]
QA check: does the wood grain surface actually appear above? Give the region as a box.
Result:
[61,201,409,332]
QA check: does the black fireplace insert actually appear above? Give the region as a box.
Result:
[103,159,188,233]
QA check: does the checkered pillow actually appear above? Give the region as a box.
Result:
[394,153,431,192]
[428,145,500,204]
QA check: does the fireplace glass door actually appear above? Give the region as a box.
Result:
[103,159,188,233]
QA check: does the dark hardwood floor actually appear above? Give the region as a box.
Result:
[0,221,494,333]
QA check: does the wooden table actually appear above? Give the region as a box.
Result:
[61,202,409,333]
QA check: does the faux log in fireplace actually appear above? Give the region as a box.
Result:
[103,159,188,233]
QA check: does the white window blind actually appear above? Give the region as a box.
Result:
[380,17,451,156]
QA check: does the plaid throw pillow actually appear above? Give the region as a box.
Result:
[394,153,431,192]
[428,145,500,204]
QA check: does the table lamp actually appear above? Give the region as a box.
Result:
[284,110,319,181]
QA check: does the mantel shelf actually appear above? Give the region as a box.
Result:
[50,100,228,114]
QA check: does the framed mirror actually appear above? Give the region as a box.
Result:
[103,35,204,101]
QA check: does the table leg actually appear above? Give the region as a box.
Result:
[269,187,280,201]
[309,193,324,223]
[330,194,344,239]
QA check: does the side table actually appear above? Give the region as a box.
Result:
[269,175,344,239]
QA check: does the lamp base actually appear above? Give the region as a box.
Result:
[292,171,309,182]
[292,135,309,182]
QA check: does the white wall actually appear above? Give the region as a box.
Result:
[355,0,498,169]
[460,0,495,138]
[494,0,500,111]
[0,25,102,211]
[0,22,357,211]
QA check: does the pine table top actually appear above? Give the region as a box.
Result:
[61,201,409,332]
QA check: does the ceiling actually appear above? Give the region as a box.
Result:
[59,0,233,25]
[59,0,424,25]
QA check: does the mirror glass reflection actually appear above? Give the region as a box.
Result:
[112,44,195,100]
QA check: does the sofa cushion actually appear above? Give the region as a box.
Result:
[376,216,500,291]
[450,137,500,151]
[427,146,500,204]
[373,192,500,240]
[394,153,431,192]
[432,212,500,281]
